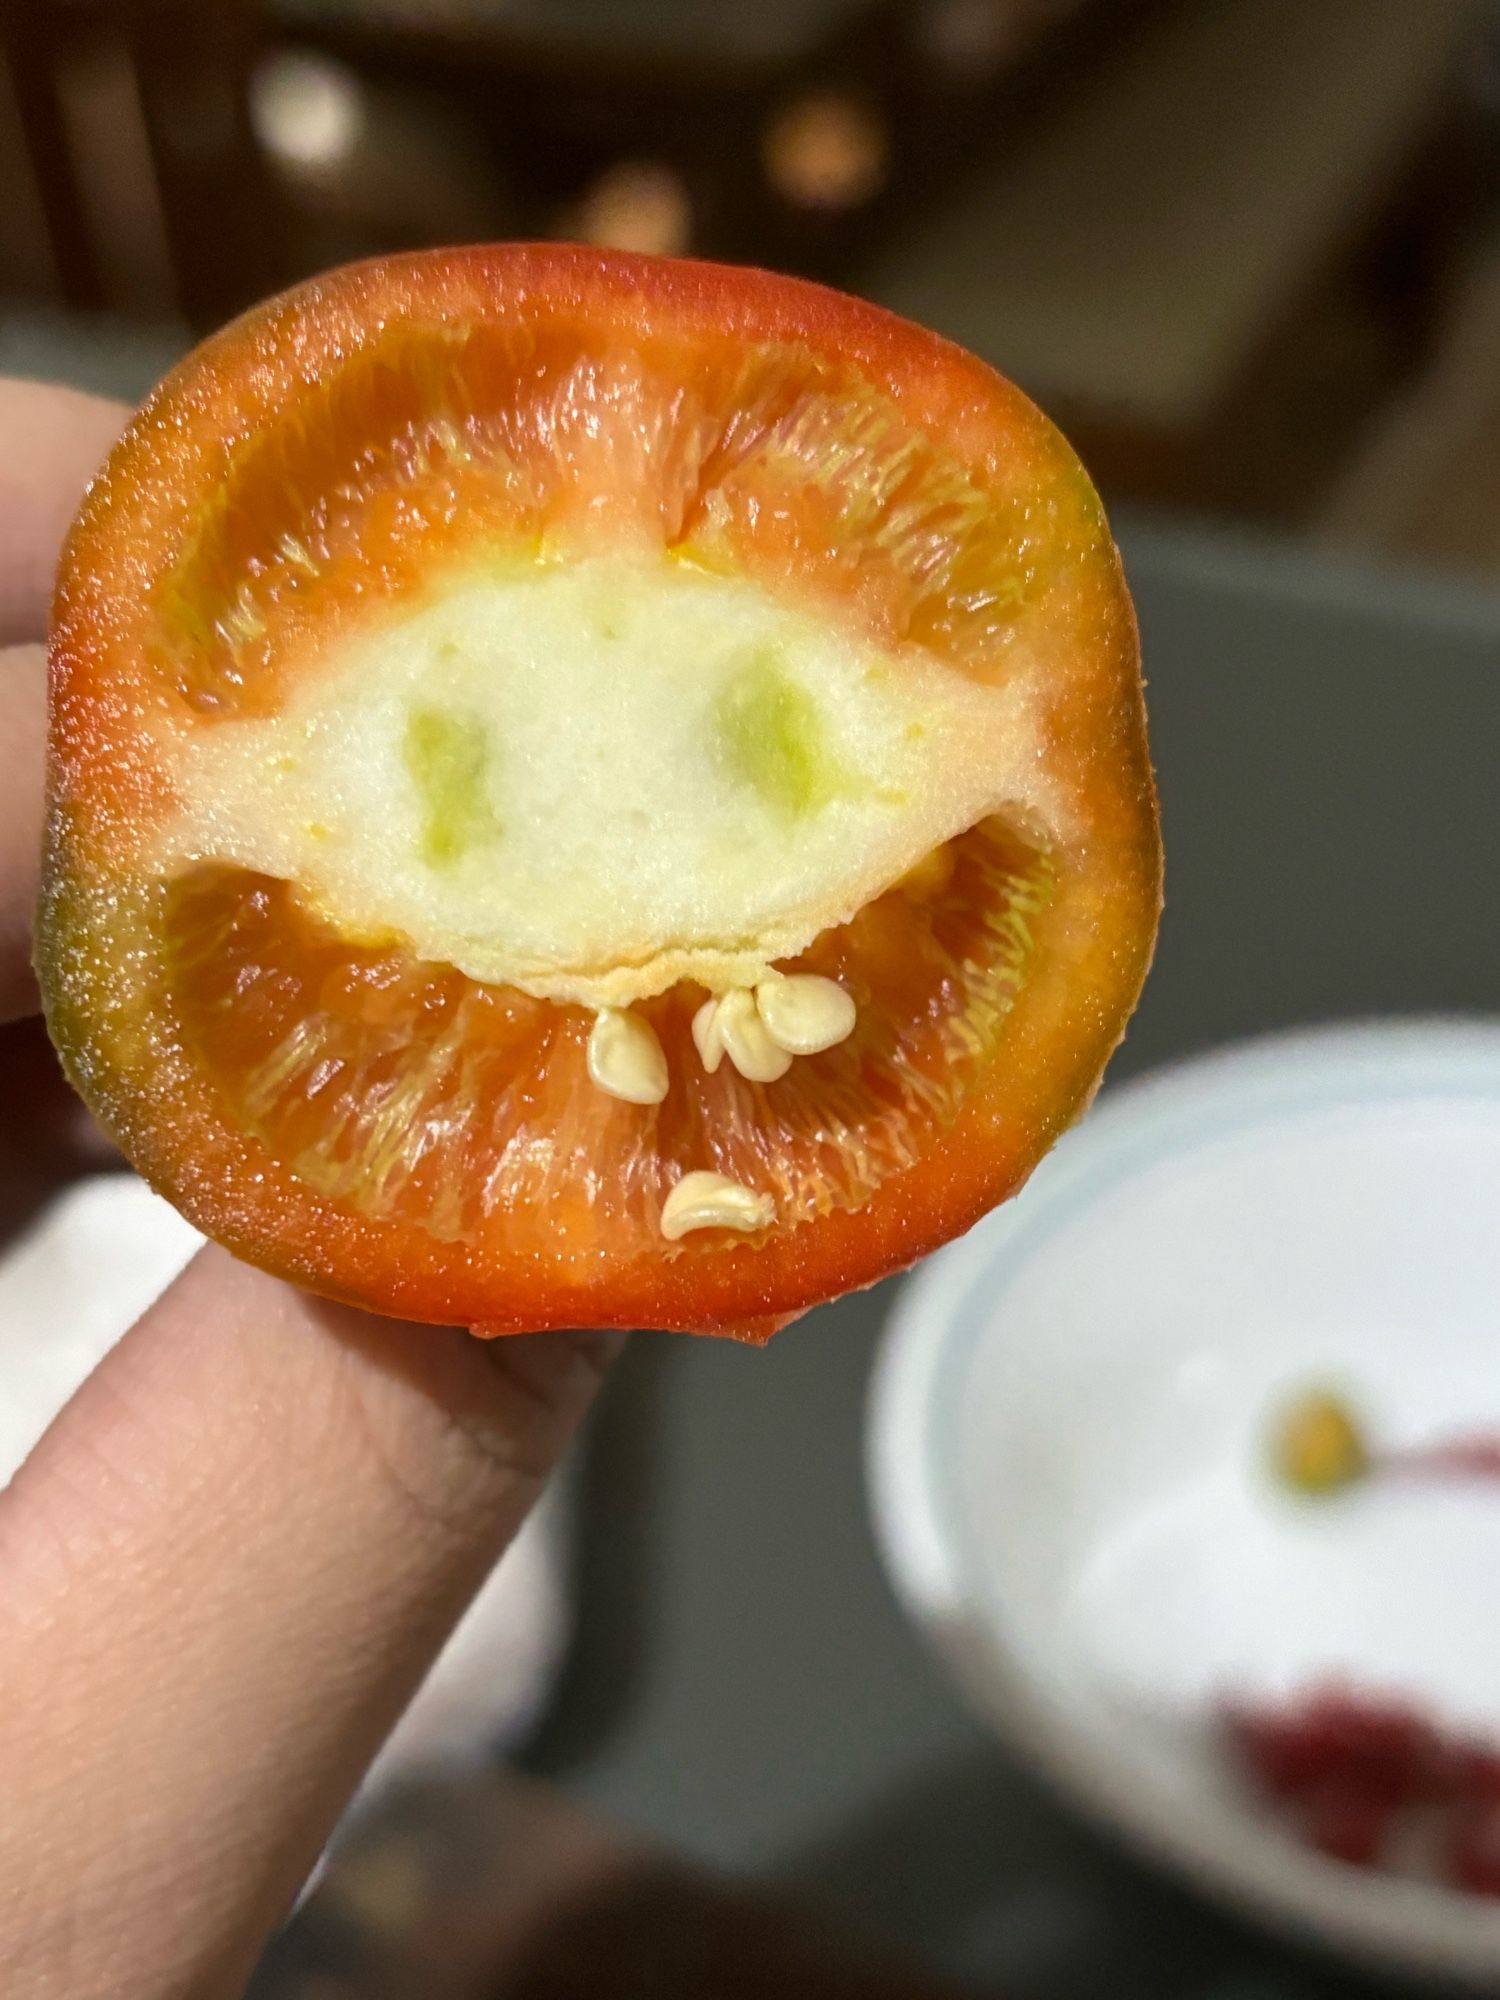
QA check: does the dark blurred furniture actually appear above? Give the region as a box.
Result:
[1322,234,1500,577]
[6,0,1494,533]
[0,0,279,326]
[265,0,1161,289]
[869,0,1494,520]
[0,0,1160,330]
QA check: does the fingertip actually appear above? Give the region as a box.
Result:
[0,380,129,647]
[0,642,46,1022]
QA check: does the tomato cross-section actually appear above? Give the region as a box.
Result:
[39,245,1160,1340]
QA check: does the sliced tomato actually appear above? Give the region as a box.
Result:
[40,246,1159,1338]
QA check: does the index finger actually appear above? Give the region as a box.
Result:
[0,382,129,1019]
[0,378,127,646]
[0,1242,617,1997]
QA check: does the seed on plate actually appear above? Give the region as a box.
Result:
[1270,1389,1369,1497]
[660,1170,776,1240]
[754,973,856,1056]
[587,1006,669,1104]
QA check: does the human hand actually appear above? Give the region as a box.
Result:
[0,381,618,2000]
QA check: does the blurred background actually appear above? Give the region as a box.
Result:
[5,0,1500,565]
[8,5,1500,1999]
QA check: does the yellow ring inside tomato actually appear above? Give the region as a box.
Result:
[40,246,1160,1339]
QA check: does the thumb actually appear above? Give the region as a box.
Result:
[0,1246,616,2000]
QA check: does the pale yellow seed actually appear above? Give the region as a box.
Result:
[691,994,727,1074]
[660,1170,775,1241]
[754,973,856,1056]
[716,987,793,1083]
[587,1007,669,1105]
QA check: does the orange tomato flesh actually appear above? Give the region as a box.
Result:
[40,247,1160,1338]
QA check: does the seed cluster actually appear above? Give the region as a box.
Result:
[693,974,856,1077]
[584,972,858,1236]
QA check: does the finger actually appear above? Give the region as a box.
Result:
[0,1248,617,2000]
[0,382,130,1020]
[0,643,46,1021]
[0,380,129,646]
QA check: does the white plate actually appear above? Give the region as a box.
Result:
[869,1019,1500,1987]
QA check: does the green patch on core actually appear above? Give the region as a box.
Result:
[403,705,500,867]
[714,652,843,820]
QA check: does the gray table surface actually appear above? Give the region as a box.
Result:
[523,519,1500,2000]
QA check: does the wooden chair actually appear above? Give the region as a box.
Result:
[0,0,279,328]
